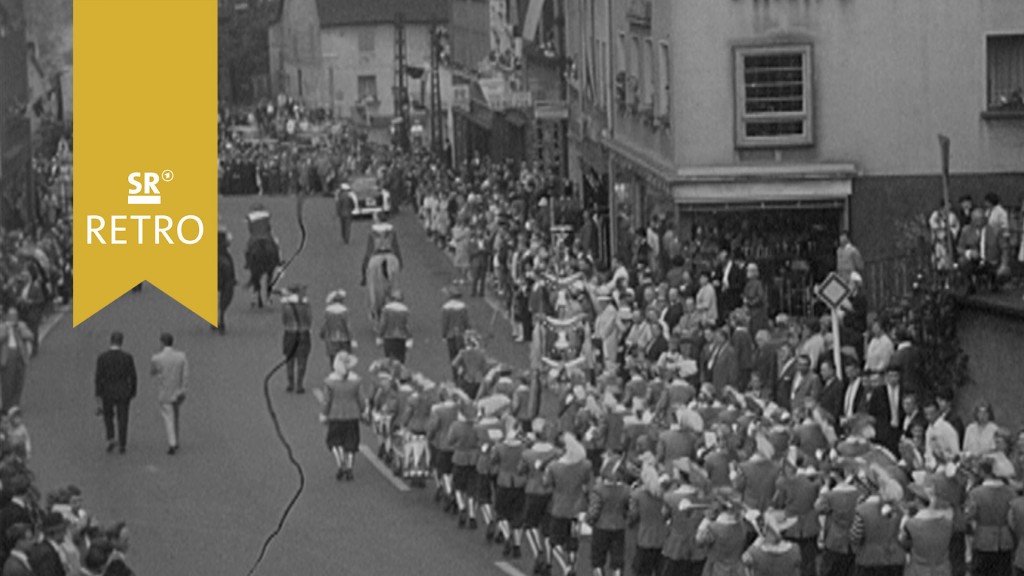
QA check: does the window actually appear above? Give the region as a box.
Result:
[658,41,670,116]
[734,45,813,147]
[987,34,1024,112]
[616,32,627,77]
[358,28,375,53]
[357,75,378,102]
[645,39,655,110]
[631,36,642,105]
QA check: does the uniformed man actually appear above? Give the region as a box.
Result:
[587,455,630,576]
[377,290,412,363]
[814,461,861,576]
[280,284,312,394]
[965,459,1016,576]
[335,183,356,244]
[848,467,905,576]
[361,210,403,285]
[427,387,459,509]
[319,290,354,369]
[543,433,593,576]
[246,202,281,263]
[447,395,480,529]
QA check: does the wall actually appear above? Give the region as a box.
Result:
[449,0,490,71]
[672,0,1024,175]
[0,0,31,229]
[268,0,323,105]
[321,23,452,119]
[956,308,1024,434]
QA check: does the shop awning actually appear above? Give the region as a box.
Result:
[671,164,856,207]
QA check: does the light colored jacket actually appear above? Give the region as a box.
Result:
[150,346,188,404]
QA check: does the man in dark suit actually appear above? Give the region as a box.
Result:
[957,207,1003,291]
[0,475,32,567]
[94,331,138,454]
[889,329,926,395]
[2,523,34,576]
[899,390,927,440]
[708,328,739,393]
[729,311,755,391]
[774,343,798,408]
[644,323,669,363]
[714,249,745,318]
[867,367,903,455]
[817,360,845,423]
[28,512,67,576]
[841,362,870,422]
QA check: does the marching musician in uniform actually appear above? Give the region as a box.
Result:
[280,284,312,394]
[377,290,412,364]
[319,290,355,369]
[815,460,861,576]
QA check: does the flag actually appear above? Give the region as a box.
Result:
[522,0,546,43]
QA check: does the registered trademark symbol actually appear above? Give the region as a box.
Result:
[161,170,174,182]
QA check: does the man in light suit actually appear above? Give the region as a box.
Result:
[151,332,188,455]
[0,308,33,412]
[94,331,138,453]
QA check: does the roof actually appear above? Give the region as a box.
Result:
[316,0,449,27]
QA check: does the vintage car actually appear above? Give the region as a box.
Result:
[343,175,391,217]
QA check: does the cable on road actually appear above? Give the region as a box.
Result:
[247,194,308,576]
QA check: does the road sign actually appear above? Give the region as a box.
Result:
[816,272,851,309]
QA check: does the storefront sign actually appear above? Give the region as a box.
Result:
[535,100,569,120]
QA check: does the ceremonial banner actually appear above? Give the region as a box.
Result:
[74,0,217,326]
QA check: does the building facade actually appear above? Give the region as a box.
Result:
[571,0,1024,309]
[0,0,31,230]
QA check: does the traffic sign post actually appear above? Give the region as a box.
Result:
[815,272,852,381]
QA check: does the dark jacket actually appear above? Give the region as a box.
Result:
[28,541,65,576]
[94,348,138,402]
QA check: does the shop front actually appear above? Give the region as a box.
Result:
[671,165,856,317]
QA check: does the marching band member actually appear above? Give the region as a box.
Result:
[521,421,561,575]
[543,432,593,576]
[280,284,312,394]
[587,454,630,576]
[427,387,459,511]
[319,290,355,369]
[491,419,526,558]
[377,290,412,363]
[447,391,481,529]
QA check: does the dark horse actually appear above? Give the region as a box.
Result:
[245,237,281,308]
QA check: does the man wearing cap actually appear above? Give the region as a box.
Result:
[543,433,592,576]
[378,290,412,364]
[244,202,281,273]
[452,333,490,400]
[441,285,470,371]
[319,290,354,370]
[28,512,68,576]
[335,183,356,244]
[587,455,630,576]
[661,479,708,576]
[849,467,905,576]
[447,396,481,529]
[281,285,313,394]
[427,388,459,511]
[775,458,822,576]
[734,433,781,512]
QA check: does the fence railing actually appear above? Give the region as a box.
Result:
[864,253,930,310]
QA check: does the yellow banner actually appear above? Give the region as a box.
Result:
[74,0,217,326]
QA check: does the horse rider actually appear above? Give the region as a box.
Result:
[362,210,403,322]
[246,202,282,265]
[216,224,236,335]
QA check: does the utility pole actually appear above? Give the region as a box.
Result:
[393,12,410,152]
[430,23,444,158]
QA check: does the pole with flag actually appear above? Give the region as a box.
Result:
[938,134,955,271]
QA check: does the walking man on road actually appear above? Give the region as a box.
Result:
[150,333,188,455]
[336,183,356,244]
[441,285,470,371]
[0,308,33,412]
[94,332,137,454]
[281,284,313,394]
[377,290,412,364]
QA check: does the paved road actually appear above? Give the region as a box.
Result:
[26,196,534,575]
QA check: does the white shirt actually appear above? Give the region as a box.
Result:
[963,421,998,456]
[925,418,961,469]
[843,377,862,418]
[886,384,900,428]
[988,205,1009,233]
[865,334,895,373]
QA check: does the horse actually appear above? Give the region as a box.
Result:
[365,251,400,324]
[217,248,236,333]
[245,237,281,308]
